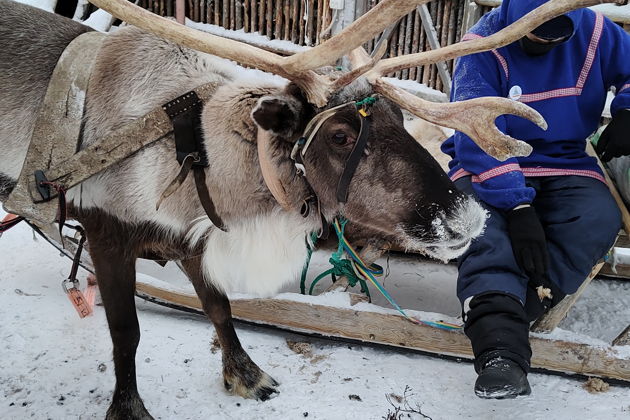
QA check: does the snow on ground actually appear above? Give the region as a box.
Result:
[2,211,630,420]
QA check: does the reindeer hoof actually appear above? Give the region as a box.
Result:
[106,392,154,420]
[223,366,279,401]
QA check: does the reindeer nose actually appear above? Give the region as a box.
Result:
[444,225,465,242]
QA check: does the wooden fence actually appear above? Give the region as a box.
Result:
[136,0,468,93]
[134,0,629,93]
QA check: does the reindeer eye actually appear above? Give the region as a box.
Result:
[332,132,348,145]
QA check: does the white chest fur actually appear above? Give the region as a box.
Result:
[190,209,318,297]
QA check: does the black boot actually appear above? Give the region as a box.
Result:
[464,293,533,398]
[475,356,531,399]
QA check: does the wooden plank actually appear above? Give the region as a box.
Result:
[613,325,630,346]
[531,262,604,333]
[134,280,630,382]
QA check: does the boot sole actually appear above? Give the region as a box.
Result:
[475,381,532,399]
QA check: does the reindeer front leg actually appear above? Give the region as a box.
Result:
[81,217,153,420]
[179,257,279,400]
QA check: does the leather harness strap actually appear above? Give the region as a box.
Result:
[336,116,371,203]
[162,91,227,232]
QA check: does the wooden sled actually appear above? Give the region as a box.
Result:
[29,219,630,384]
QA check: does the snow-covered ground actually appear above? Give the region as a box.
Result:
[2,211,630,420]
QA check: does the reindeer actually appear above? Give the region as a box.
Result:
[0,0,605,418]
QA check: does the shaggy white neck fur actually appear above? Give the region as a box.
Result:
[188,209,320,297]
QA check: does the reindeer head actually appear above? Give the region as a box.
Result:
[250,78,488,260]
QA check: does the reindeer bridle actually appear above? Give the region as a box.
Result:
[290,96,376,202]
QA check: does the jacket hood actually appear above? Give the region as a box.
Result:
[499,0,584,38]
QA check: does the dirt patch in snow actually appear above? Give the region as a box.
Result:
[583,377,610,393]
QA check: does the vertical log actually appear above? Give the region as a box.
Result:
[250,0,256,32]
[427,1,436,90]
[410,8,421,80]
[298,0,305,46]
[388,20,399,77]
[258,0,266,35]
[421,30,430,84]
[456,0,464,42]
[266,0,273,38]
[274,0,283,39]
[395,14,405,79]
[284,0,290,40]
[306,0,314,46]
[243,0,249,31]
[291,0,299,44]
[214,0,220,25]
[231,0,236,29]
[435,0,444,92]
[402,12,413,80]
[315,0,323,44]
[418,5,427,83]
[166,0,172,17]
[222,0,229,28]
[447,0,458,74]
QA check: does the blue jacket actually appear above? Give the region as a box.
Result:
[441,0,630,210]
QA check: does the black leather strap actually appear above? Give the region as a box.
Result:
[163,91,227,231]
[162,91,208,166]
[336,116,370,203]
[194,167,227,232]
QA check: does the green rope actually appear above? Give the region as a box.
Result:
[300,217,371,299]
[355,96,378,108]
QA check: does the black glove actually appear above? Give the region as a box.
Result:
[595,109,630,162]
[506,205,549,278]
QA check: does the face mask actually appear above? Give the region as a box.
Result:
[519,36,563,56]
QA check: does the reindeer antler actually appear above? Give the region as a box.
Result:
[88,0,618,161]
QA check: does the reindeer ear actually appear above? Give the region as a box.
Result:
[251,84,312,138]
[251,96,299,134]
